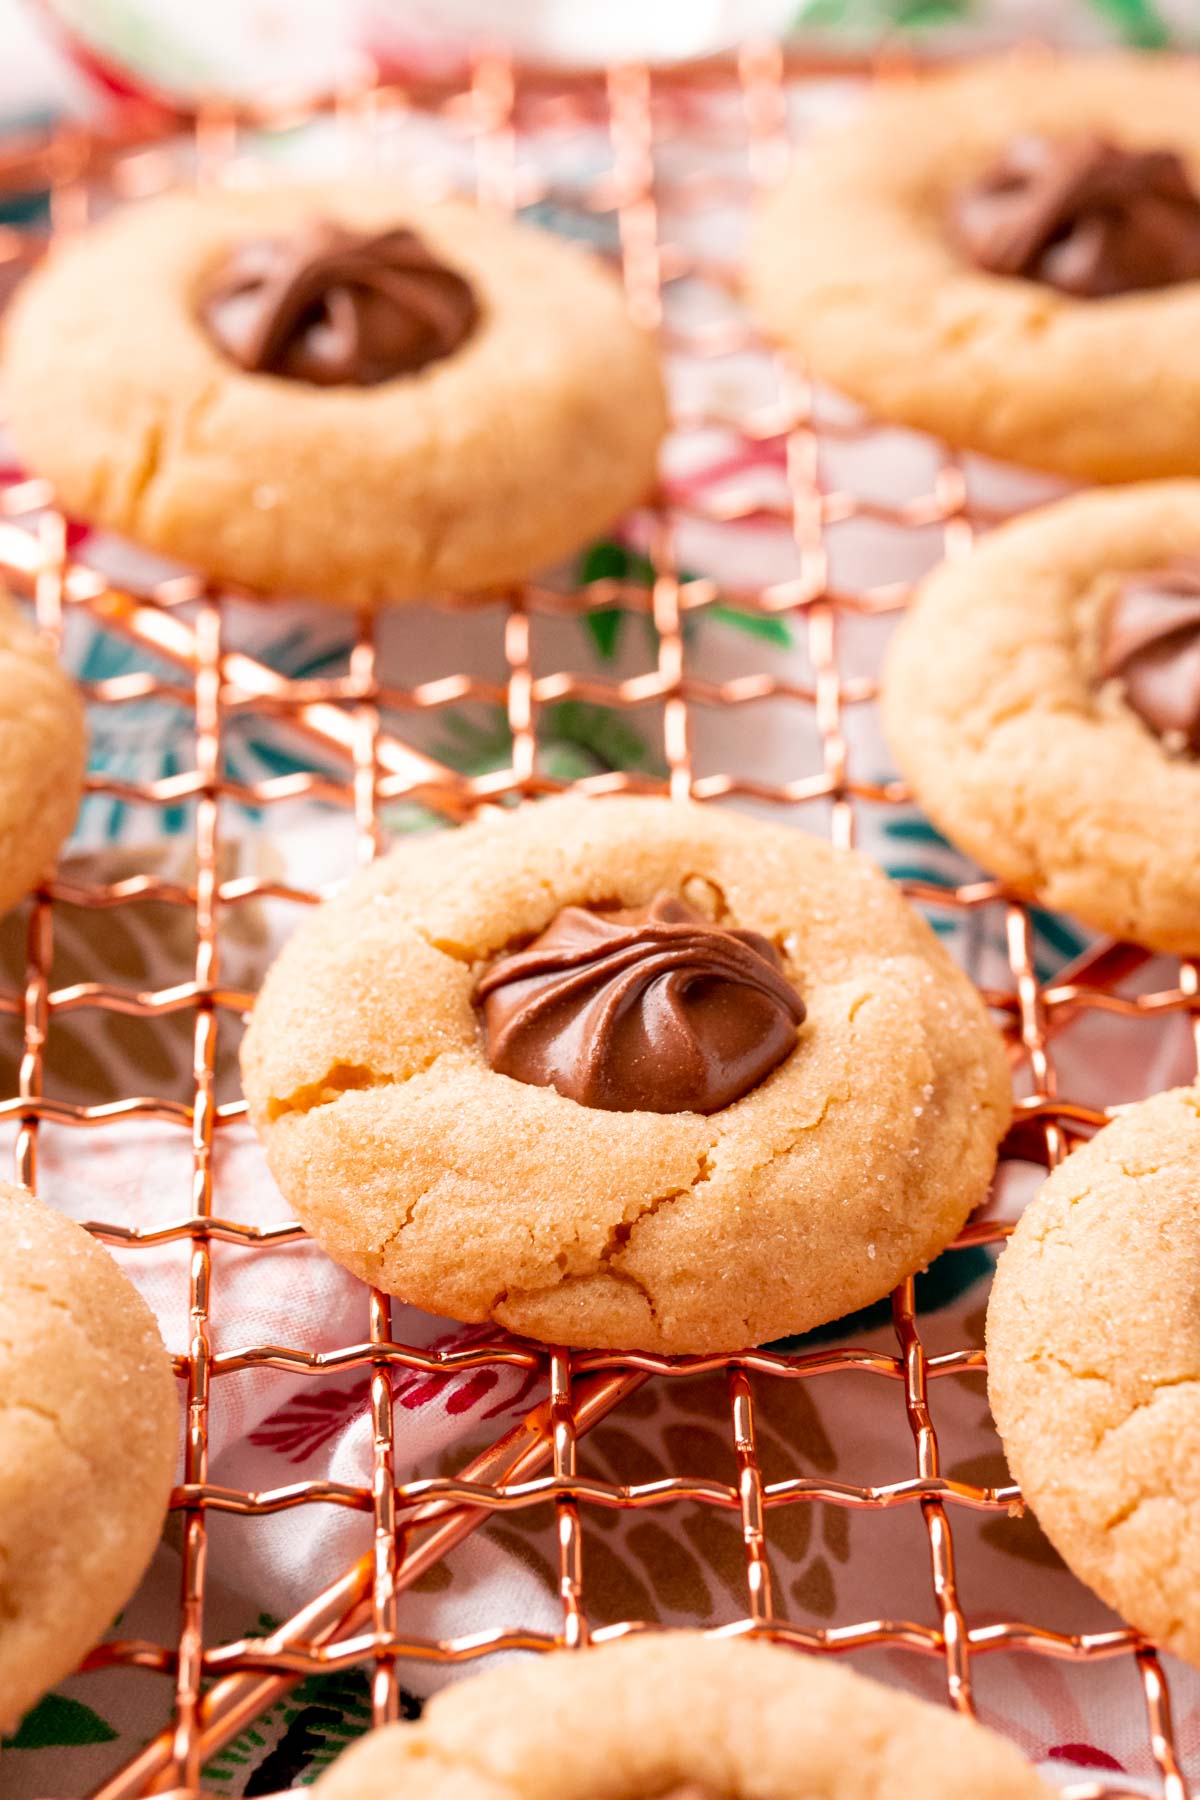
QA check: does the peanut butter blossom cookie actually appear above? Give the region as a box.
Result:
[312,1632,1055,1800]
[0,1182,178,1732]
[0,596,85,918]
[749,55,1200,481]
[988,1087,1200,1668]
[241,797,1010,1352]
[2,183,666,604]
[883,480,1200,953]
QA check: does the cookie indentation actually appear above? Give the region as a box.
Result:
[1098,556,1200,754]
[473,892,805,1114]
[951,134,1200,298]
[201,222,478,385]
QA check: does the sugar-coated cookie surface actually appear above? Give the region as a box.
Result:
[311,1632,1055,1799]
[749,54,1200,480]
[241,796,1011,1352]
[883,481,1200,953]
[988,1087,1200,1667]
[0,598,84,918]
[0,1183,178,1733]
[2,183,666,604]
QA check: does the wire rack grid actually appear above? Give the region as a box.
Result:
[0,40,1196,1800]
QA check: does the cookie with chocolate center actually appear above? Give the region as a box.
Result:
[883,479,1200,953]
[2,183,666,604]
[749,54,1200,481]
[240,795,1010,1353]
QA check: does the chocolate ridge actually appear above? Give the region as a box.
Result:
[474,893,805,1115]
[1098,556,1200,754]
[200,219,478,386]
[950,134,1200,299]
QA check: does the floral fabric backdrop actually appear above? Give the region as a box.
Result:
[1,0,1200,116]
[794,0,1195,43]
[0,2,1197,1797]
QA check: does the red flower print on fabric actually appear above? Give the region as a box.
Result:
[250,1325,543,1465]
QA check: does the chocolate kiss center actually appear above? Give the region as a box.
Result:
[200,220,478,386]
[474,892,805,1115]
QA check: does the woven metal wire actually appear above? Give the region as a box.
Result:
[0,43,1194,1800]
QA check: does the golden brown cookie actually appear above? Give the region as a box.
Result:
[311,1633,1055,1800]
[749,54,1200,481]
[882,480,1200,954]
[988,1086,1200,1667]
[2,183,666,605]
[0,1182,178,1733]
[0,597,85,918]
[240,796,1011,1353]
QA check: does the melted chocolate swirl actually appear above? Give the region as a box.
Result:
[200,221,478,386]
[950,135,1200,298]
[474,893,805,1115]
[1099,557,1200,755]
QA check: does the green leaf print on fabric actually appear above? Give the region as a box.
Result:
[579,540,655,589]
[3,1695,118,1749]
[386,696,665,836]
[0,188,49,231]
[877,861,956,887]
[878,809,965,931]
[200,1660,401,1793]
[791,0,1177,44]
[707,604,792,646]
[223,631,355,815]
[544,700,663,777]
[431,701,664,780]
[879,808,1088,981]
[1088,0,1171,47]
[75,625,190,846]
[584,605,626,662]
[76,619,358,842]
[578,539,648,661]
[792,0,972,28]
[1028,906,1088,968]
[879,816,954,846]
[577,540,792,661]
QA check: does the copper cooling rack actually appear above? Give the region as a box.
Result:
[0,42,1195,1800]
